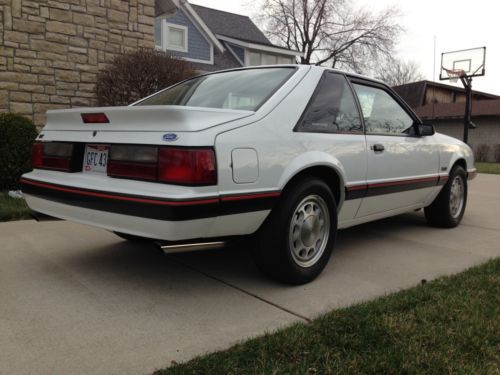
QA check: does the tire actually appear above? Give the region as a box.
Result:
[113,231,149,242]
[425,165,467,228]
[253,176,337,285]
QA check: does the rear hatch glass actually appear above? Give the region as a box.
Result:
[136,67,297,111]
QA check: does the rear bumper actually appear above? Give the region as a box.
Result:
[467,168,477,180]
[20,177,278,241]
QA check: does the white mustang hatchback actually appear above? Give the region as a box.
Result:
[21,65,476,284]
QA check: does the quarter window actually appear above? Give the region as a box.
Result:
[352,84,414,135]
[297,73,362,134]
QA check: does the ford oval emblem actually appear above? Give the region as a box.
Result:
[163,133,178,142]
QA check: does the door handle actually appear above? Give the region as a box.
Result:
[371,144,385,152]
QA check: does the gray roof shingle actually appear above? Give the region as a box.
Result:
[191,4,272,46]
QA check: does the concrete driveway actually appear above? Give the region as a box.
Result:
[1,174,499,375]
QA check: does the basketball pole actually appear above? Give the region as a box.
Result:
[459,75,474,145]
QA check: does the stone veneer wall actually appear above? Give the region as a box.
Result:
[0,0,156,127]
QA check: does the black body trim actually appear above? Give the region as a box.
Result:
[345,175,447,201]
[20,178,280,221]
[21,174,448,221]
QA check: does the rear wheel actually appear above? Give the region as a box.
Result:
[253,176,337,284]
[425,165,467,228]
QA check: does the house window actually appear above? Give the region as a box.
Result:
[247,50,295,66]
[278,56,294,64]
[154,19,188,53]
[262,54,277,65]
[167,24,188,52]
[249,51,261,66]
[155,19,162,49]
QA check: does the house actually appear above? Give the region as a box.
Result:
[393,80,500,161]
[0,0,300,127]
[155,1,301,72]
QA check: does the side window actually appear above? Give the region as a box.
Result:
[352,84,414,135]
[297,73,362,134]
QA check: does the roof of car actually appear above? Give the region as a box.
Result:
[193,64,389,87]
[306,65,388,85]
[202,64,387,86]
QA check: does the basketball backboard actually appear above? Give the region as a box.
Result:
[439,46,486,81]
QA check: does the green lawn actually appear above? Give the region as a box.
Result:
[476,162,500,174]
[157,259,500,374]
[0,192,33,222]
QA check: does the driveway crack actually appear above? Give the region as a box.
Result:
[168,257,312,323]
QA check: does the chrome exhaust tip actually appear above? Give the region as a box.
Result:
[156,241,226,254]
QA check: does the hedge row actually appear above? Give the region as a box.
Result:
[0,113,38,191]
[473,144,500,163]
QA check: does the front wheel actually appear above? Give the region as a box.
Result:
[253,176,337,285]
[425,165,467,228]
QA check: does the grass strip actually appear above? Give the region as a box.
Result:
[157,258,500,374]
[0,192,33,222]
[476,162,500,174]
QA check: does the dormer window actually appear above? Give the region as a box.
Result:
[155,19,188,53]
[166,23,188,52]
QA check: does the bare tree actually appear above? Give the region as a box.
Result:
[259,0,402,72]
[375,58,425,86]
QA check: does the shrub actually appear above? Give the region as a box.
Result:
[96,49,196,106]
[474,144,490,162]
[494,144,500,163]
[0,113,38,190]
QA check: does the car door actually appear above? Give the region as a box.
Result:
[350,80,439,217]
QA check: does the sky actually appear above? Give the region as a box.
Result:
[189,0,499,94]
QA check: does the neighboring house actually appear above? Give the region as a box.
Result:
[0,0,300,127]
[154,1,301,72]
[394,80,500,161]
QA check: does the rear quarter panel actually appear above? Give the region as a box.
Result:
[215,68,367,223]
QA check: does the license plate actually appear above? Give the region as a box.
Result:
[83,144,109,174]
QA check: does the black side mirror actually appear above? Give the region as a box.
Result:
[418,123,435,136]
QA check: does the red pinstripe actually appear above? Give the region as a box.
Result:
[20,178,281,207]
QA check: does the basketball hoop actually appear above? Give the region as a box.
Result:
[443,68,466,83]
[439,46,487,145]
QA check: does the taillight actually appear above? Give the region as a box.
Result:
[106,146,217,186]
[31,142,82,172]
[107,145,158,181]
[81,113,109,124]
[31,143,44,168]
[158,148,216,185]
[43,142,73,170]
